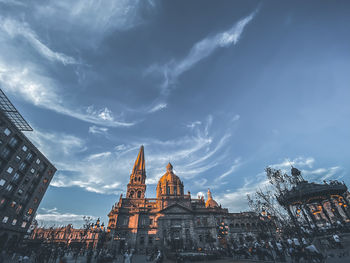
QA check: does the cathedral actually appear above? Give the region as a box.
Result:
[107,146,262,253]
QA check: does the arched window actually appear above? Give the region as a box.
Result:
[129,191,134,198]
[137,191,141,198]
[166,186,170,195]
[174,187,177,195]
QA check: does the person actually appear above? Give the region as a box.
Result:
[332,234,343,249]
[305,244,324,262]
[155,250,162,263]
[124,250,133,263]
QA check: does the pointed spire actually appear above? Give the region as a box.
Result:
[207,188,213,200]
[132,145,145,175]
[166,162,173,172]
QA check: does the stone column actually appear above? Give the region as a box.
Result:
[340,194,350,219]
[329,199,345,223]
[300,206,312,229]
[320,202,332,224]
[305,204,319,231]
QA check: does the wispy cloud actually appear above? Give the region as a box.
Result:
[0,18,77,65]
[0,61,135,127]
[35,0,156,42]
[0,0,25,6]
[217,157,242,180]
[148,103,167,113]
[216,156,343,213]
[88,126,109,135]
[36,115,233,195]
[36,207,96,227]
[148,9,258,95]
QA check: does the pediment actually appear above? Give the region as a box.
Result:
[160,203,192,214]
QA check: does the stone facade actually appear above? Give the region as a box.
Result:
[28,222,105,249]
[108,146,262,253]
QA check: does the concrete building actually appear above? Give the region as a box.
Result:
[108,146,262,253]
[0,89,56,250]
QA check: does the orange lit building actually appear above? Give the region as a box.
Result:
[107,146,261,253]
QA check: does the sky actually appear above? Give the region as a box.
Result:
[0,0,350,227]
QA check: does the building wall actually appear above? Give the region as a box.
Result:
[0,111,56,250]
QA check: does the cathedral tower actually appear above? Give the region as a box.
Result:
[126,145,146,199]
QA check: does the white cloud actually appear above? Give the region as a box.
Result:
[148,9,258,94]
[0,61,135,127]
[217,157,242,180]
[216,176,269,212]
[186,121,201,129]
[40,115,232,195]
[0,0,25,6]
[270,157,315,170]
[231,114,240,122]
[36,207,96,227]
[0,18,77,65]
[87,152,112,161]
[148,103,167,113]
[215,157,344,213]
[35,0,155,39]
[88,126,109,135]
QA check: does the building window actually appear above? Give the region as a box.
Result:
[21,222,27,228]
[140,236,145,245]
[149,236,153,244]
[36,158,41,165]
[6,166,13,174]
[0,147,10,159]
[30,168,35,174]
[2,216,9,223]
[22,145,28,152]
[4,128,11,136]
[19,162,26,171]
[0,179,5,186]
[150,219,153,225]
[26,152,33,161]
[137,191,141,198]
[8,137,18,147]
[15,155,21,162]
[5,184,13,192]
[12,219,17,225]
[12,173,20,182]
[166,186,170,195]
[174,187,177,195]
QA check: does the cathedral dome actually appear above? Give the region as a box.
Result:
[156,163,184,198]
[205,189,219,208]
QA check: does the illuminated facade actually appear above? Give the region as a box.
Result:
[107,146,261,253]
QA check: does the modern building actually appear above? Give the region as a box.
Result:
[107,146,262,253]
[0,89,57,250]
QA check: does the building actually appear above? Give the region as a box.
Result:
[0,89,57,250]
[107,146,262,253]
[28,219,106,250]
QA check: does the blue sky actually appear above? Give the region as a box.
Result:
[0,0,349,227]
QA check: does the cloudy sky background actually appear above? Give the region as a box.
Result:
[0,0,349,227]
